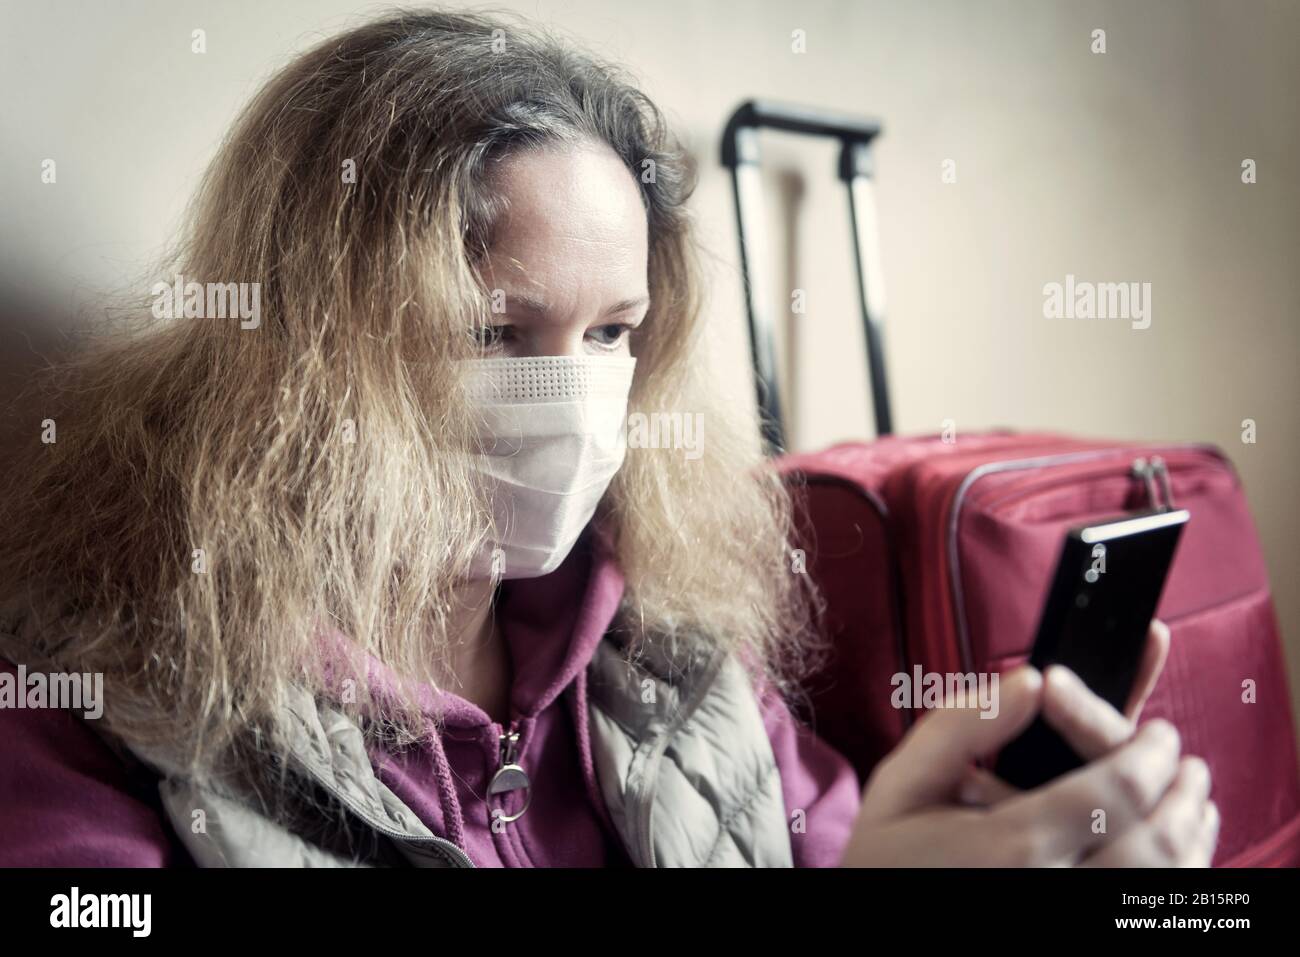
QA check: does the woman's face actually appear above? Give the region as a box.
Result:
[479,143,650,358]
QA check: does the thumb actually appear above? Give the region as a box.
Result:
[866,665,1043,818]
[1124,619,1170,722]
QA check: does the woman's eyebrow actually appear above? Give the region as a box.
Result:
[503,293,650,317]
[505,292,550,314]
[602,296,650,317]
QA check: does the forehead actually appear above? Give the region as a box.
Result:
[484,143,649,302]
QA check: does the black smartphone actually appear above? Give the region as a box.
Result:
[993,507,1190,790]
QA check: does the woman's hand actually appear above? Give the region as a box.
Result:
[838,621,1219,866]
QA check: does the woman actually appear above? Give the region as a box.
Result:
[0,9,1215,867]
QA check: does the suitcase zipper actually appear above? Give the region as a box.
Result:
[970,451,1221,517]
[976,454,1212,520]
[1131,456,1163,509]
[946,443,1224,672]
[1150,456,1177,509]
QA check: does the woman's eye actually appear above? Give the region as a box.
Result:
[588,323,630,347]
[475,325,512,348]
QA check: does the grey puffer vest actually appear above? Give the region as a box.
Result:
[1,627,794,868]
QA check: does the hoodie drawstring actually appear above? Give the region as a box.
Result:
[427,723,467,853]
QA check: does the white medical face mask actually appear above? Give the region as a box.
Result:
[462,354,636,580]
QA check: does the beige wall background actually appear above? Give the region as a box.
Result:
[3,1,1297,739]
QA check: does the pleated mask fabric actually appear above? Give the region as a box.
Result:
[461,354,636,580]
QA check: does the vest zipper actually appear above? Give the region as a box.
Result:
[629,647,730,867]
[362,821,477,868]
[299,768,477,867]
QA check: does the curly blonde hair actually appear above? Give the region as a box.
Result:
[0,7,824,777]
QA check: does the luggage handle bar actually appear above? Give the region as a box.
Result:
[721,100,891,453]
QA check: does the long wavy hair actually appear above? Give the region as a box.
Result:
[0,7,824,777]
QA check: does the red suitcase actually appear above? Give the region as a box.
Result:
[722,101,1300,866]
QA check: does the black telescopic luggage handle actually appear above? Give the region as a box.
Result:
[721,100,891,453]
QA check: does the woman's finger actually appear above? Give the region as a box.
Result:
[862,666,1042,820]
[1040,663,1135,761]
[1002,718,1182,864]
[956,765,1021,807]
[1124,619,1170,722]
[1080,755,1212,867]
[1184,800,1221,867]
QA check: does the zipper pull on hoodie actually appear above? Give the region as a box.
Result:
[487,722,531,825]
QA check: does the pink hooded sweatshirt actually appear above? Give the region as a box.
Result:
[0,529,863,867]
